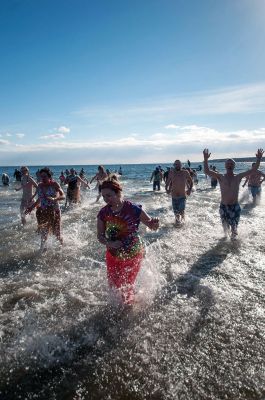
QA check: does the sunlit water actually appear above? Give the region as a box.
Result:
[0,163,264,400]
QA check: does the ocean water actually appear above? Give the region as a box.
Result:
[0,162,265,400]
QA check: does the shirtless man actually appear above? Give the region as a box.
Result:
[165,160,193,224]
[15,166,38,225]
[242,163,265,205]
[203,148,264,239]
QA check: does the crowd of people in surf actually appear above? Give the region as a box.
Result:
[1,148,264,306]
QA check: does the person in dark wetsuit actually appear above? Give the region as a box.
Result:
[14,169,22,182]
[2,173,10,186]
[163,167,170,184]
[65,168,89,206]
[150,167,163,191]
[211,166,219,188]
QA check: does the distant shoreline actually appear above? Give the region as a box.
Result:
[0,158,262,168]
[211,157,258,163]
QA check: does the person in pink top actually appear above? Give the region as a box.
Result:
[97,176,159,306]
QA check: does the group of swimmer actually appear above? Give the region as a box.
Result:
[150,164,200,191]
[3,147,264,306]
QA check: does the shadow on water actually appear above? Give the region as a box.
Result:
[196,187,216,193]
[0,252,41,279]
[0,304,148,400]
[241,202,256,213]
[0,240,239,399]
[156,238,236,342]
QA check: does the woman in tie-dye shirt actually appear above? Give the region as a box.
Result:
[97,176,159,305]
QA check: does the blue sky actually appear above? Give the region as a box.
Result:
[0,0,265,165]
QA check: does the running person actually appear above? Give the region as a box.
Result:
[90,165,108,202]
[2,173,10,186]
[65,168,89,206]
[97,177,159,305]
[150,167,163,191]
[242,163,265,205]
[25,167,65,251]
[203,148,264,239]
[165,160,193,225]
[210,166,219,188]
[15,166,38,225]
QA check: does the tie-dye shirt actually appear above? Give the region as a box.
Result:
[97,200,143,259]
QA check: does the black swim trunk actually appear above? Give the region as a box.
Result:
[219,203,241,228]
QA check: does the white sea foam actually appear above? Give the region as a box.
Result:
[0,162,264,399]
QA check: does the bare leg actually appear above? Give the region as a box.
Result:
[231,225,238,240]
[180,211,185,223]
[175,213,181,224]
[20,203,27,225]
[21,214,26,225]
[40,231,48,252]
[222,221,230,237]
[96,193,102,203]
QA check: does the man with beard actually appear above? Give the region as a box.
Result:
[165,160,193,225]
[203,148,264,240]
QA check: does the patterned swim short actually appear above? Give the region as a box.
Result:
[219,203,241,228]
[172,196,186,215]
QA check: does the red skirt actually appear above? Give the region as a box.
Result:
[36,206,61,239]
[106,249,144,305]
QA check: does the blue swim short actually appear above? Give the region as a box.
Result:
[172,197,186,215]
[219,203,241,228]
[249,185,261,198]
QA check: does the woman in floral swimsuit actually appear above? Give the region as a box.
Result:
[25,167,65,250]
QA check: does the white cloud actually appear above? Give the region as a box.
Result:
[2,123,265,164]
[74,82,265,122]
[39,126,70,140]
[165,124,180,129]
[0,139,10,145]
[57,126,70,134]
[16,133,25,138]
[6,125,265,153]
[6,133,12,137]
[40,133,65,140]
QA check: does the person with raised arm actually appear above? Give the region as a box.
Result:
[203,148,264,239]
[242,163,265,205]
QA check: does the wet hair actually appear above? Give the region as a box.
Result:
[225,158,236,165]
[252,162,256,167]
[20,166,29,173]
[39,167,52,178]
[101,176,122,193]
[98,165,105,173]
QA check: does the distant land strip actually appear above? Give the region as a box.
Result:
[211,157,259,163]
